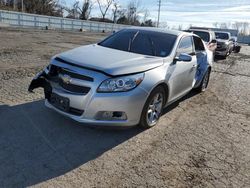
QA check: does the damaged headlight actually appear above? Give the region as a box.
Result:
[97,73,144,92]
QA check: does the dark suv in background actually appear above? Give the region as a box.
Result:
[215,31,234,58]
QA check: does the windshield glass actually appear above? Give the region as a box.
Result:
[215,32,229,40]
[192,31,210,42]
[98,29,177,57]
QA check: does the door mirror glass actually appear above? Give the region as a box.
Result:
[175,53,192,62]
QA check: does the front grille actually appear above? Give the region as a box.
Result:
[59,68,94,82]
[48,65,92,95]
[59,79,90,94]
[49,65,94,82]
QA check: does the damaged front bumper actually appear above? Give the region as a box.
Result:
[28,64,147,126]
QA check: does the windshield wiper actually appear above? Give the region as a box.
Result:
[128,31,139,51]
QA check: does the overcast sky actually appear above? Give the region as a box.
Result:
[62,0,250,28]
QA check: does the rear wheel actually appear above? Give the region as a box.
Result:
[197,69,210,92]
[139,86,166,128]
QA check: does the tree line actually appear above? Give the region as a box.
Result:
[213,22,250,36]
[1,0,249,34]
[0,0,155,27]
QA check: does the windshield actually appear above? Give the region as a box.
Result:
[98,29,177,57]
[215,32,229,40]
[192,31,210,42]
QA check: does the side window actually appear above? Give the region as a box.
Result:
[177,37,194,55]
[193,36,205,51]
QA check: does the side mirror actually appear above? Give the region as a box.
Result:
[174,53,192,62]
[211,39,217,44]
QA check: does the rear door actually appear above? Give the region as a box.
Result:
[168,36,197,101]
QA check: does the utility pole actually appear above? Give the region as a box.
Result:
[13,0,16,10]
[157,0,161,27]
[22,0,24,12]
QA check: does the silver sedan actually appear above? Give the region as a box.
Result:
[29,27,213,128]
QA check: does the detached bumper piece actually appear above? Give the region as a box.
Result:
[28,71,52,100]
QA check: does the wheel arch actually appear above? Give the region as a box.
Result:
[149,82,170,105]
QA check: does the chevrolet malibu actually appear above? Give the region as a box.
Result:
[29,28,212,128]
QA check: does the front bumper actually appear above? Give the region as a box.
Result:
[29,62,148,126]
[45,87,148,126]
[215,49,228,56]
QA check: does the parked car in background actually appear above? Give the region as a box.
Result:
[29,28,213,128]
[215,31,234,58]
[230,36,241,53]
[185,29,217,58]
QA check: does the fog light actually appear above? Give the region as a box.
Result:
[96,111,127,121]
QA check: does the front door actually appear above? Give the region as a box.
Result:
[168,36,197,101]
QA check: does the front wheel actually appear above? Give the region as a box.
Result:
[139,86,166,128]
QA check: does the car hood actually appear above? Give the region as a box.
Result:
[55,44,164,76]
[216,39,228,44]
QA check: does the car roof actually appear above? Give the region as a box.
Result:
[187,29,213,33]
[124,27,184,36]
[214,31,231,35]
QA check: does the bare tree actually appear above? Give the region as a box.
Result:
[161,22,170,29]
[143,8,150,23]
[97,0,113,21]
[116,8,128,24]
[232,21,242,31]
[242,22,249,35]
[78,0,94,20]
[127,0,143,25]
[23,0,63,16]
[219,22,228,29]
[213,22,219,28]
[65,1,80,19]
[112,1,120,23]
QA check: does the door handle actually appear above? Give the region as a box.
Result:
[192,64,197,68]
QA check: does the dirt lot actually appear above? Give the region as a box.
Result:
[0,28,249,188]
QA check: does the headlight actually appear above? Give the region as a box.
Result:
[97,73,144,92]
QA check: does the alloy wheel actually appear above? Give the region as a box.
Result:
[146,93,164,126]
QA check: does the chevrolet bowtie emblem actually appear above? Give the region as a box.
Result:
[59,74,72,84]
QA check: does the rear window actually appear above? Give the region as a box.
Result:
[192,31,210,42]
[215,32,229,40]
[98,29,177,57]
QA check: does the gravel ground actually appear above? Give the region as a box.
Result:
[0,28,249,188]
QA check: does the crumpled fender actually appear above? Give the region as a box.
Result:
[193,52,210,88]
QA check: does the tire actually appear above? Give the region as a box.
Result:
[139,86,166,128]
[197,69,210,92]
[234,46,241,53]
